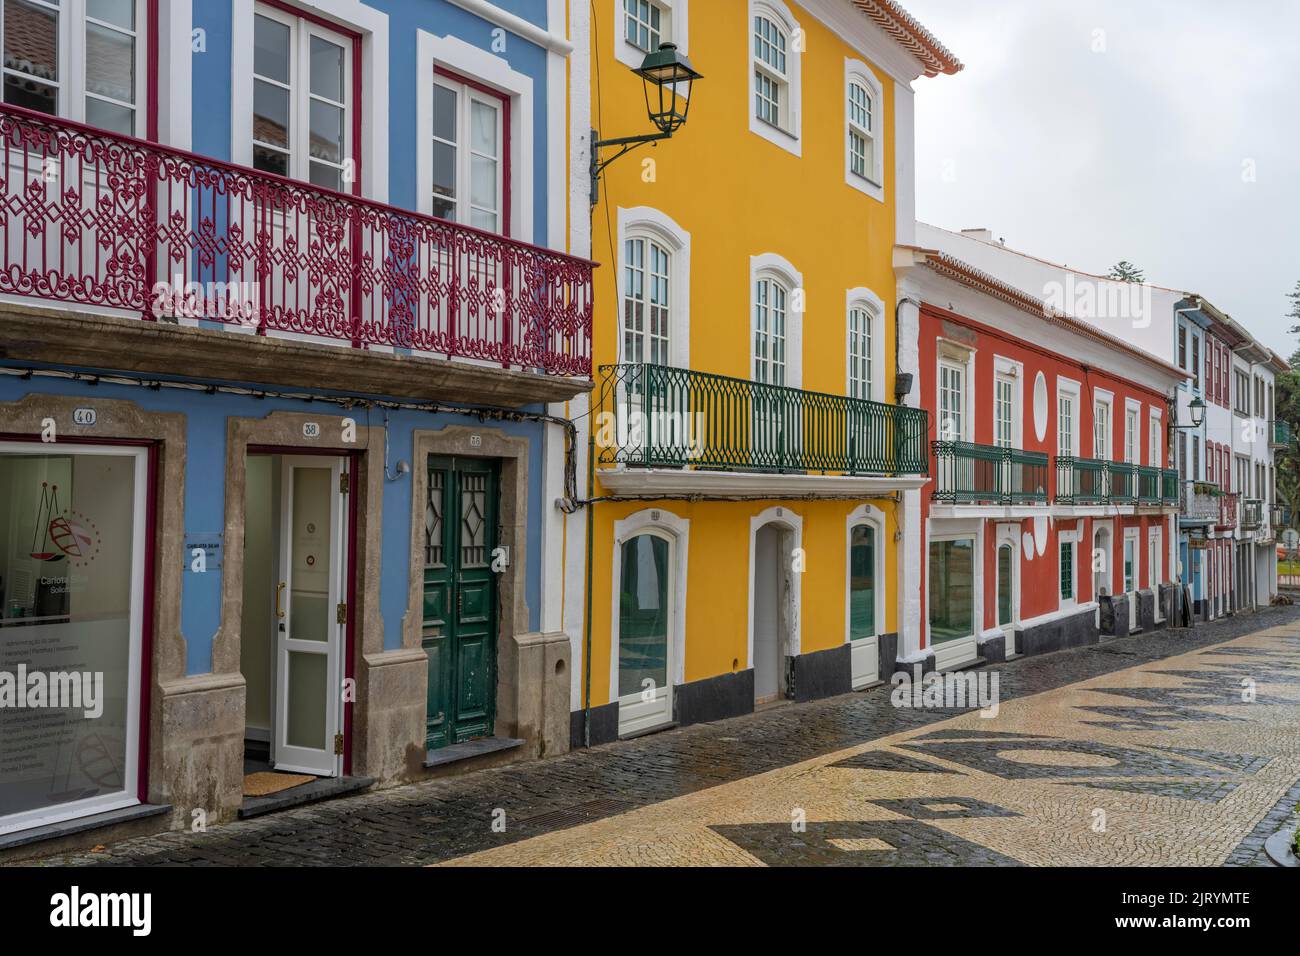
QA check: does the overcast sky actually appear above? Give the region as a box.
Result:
[903,0,1300,357]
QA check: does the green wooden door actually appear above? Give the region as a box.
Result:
[422,456,500,751]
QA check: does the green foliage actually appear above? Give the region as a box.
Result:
[1278,284,1300,528]
[1108,260,1145,283]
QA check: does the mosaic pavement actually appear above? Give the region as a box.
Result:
[443,624,1300,866]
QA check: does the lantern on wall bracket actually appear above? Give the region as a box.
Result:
[590,43,703,206]
[1187,395,1205,429]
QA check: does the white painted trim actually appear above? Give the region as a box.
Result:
[797,0,926,85]
[0,444,148,836]
[845,286,886,403]
[597,466,927,496]
[158,0,193,150]
[992,354,1025,449]
[609,509,689,712]
[750,252,804,389]
[231,0,390,203]
[617,206,692,369]
[613,0,690,83]
[844,58,884,202]
[893,80,915,243]
[924,518,982,668]
[993,525,1020,630]
[746,506,804,674]
[748,0,802,157]
[448,0,574,54]
[934,338,975,443]
[415,31,534,243]
[844,505,887,632]
[1055,376,1081,457]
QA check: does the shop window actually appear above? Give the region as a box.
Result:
[929,538,974,643]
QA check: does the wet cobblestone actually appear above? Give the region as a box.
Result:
[22,606,1300,867]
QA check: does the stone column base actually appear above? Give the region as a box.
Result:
[500,632,572,761]
[353,647,428,785]
[156,673,246,828]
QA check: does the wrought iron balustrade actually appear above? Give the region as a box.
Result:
[0,103,593,376]
[932,441,1048,505]
[596,363,930,474]
[1240,498,1263,531]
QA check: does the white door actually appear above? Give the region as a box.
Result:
[848,523,880,689]
[616,531,674,736]
[273,456,347,776]
[1123,534,1138,630]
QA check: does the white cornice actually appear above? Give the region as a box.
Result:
[447,0,573,55]
[597,467,928,497]
[798,0,925,85]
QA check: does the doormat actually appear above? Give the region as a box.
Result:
[242,772,315,798]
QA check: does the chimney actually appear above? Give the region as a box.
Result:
[961,228,995,242]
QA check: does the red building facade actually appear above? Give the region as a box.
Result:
[900,249,1185,670]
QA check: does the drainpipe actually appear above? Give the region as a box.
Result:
[582,398,596,748]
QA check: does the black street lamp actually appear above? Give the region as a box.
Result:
[590,43,702,206]
[1173,395,1205,430]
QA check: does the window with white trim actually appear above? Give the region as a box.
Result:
[623,0,663,52]
[1149,415,1162,468]
[938,362,965,442]
[253,5,353,189]
[1094,399,1111,460]
[753,15,786,129]
[1058,392,1075,456]
[623,233,671,366]
[1,0,145,135]
[753,273,788,386]
[748,0,799,151]
[430,73,506,231]
[844,60,883,195]
[1059,537,1075,602]
[995,375,1014,448]
[1125,405,1139,463]
[847,301,874,401]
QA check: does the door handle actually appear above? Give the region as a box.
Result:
[275,582,287,619]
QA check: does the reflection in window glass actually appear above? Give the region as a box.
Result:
[929,538,974,643]
[849,525,875,640]
[0,450,138,826]
[618,535,669,698]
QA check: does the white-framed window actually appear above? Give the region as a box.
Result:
[1124,402,1140,464]
[430,72,506,232]
[615,0,688,72]
[847,305,872,400]
[252,4,353,189]
[1,0,147,135]
[844,59,883,200]
[995,376,1013,448]
[1058,393,1075,456]
[1093,395,1112,460]
[845,288,883,403]
[748,0,800,155]
[617,207,690,370]
[938,361,965,442]
[754,274,788,386]
[623,234,670,365]
[750,253,802,388]
[1149,411,1162,468]
[1059,534,1077,605]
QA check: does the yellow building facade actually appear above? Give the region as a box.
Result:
[570,0,960,743]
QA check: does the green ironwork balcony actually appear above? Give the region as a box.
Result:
[596,363,929,475]
[1134,465,1163,505]
[1270,420,1293,449]
[1241,498,1263,531]
[931,441,1049,505]
[1055,456,1108,504]
[1106,461,1140,503]
[1161,468,1180,504]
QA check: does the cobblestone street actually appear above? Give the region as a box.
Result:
[27,607,1300,867]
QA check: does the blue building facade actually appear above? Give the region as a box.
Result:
[0,0,588,844]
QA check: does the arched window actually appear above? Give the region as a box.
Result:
[617,207,691,369]
[753,274,789,386]
[846,289,883,402]
[622,234,671,366]
[845,59,884,198]
[749,0,801,154]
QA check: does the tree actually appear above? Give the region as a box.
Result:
[1277,282,1300,532]
[1108,260,1145,283]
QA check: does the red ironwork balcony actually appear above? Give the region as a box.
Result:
[0,104,593,378]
